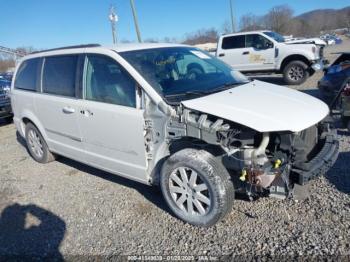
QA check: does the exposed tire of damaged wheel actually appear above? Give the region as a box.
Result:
[160,148,234,227]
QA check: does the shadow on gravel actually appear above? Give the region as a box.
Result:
[325,151,350,194]
[58,157,174,216]
[0,203,66,260]
[16,132,173,216]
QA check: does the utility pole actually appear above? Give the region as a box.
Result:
[130,0,142,43]
[109,5,118,44]
[229,0,235,33]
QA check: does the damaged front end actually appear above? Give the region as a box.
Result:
[236,121,339,199]
[167,107,339,200]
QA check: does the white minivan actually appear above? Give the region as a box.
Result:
[11,44,338,227]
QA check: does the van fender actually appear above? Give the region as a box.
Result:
[21,109,49,142]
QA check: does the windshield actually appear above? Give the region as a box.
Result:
[263,31,285,43]
[119,47,249,103]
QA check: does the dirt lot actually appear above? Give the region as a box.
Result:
[0,40,350,259]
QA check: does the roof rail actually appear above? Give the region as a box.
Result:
[30,44,101,54]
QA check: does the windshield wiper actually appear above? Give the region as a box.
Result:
[164,90,209,98]
[164,82,246,99]
[210,82,242,93]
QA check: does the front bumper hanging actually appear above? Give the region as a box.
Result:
[290,131,339,185]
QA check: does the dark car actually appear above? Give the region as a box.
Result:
[0,78,13,122]
[341,86,350,131]
[318,52,350,131]
[318,52,350,105]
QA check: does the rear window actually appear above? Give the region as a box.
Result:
[14,58,40,91]
[222,35,245,50]
[42,55,78,97]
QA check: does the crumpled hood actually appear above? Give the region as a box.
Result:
[181,80,329,132]
[285,38,326,46]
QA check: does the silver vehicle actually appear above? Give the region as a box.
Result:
[11,44,338,227]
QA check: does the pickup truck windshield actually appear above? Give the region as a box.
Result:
[263,31,285,43]
[120,47,249,103]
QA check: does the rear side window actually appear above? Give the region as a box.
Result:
[42,55,78,97]
[14,58,39,91]
[222,35,245,50]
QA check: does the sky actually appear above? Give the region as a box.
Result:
[1,0,349,49]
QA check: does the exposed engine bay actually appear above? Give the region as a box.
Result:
[164,106,339,200]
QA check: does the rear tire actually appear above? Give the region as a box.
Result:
[25,123,55,163]
[283,60,309,85]
[160,148,234,227]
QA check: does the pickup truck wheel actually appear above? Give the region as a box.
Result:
[283,61,309,85]
[25,123,55,163]
[160,148,234,227]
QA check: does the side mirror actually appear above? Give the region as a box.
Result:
[266,42,274,49]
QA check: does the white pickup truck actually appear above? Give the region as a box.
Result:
[215,30,326,85]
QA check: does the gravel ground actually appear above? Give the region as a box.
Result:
[0,40,350,260]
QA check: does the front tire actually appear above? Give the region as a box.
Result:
[25,123,55,163]
[283,60,309,85]
[160,148,234,227]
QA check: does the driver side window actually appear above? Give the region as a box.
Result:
[246,34,272,49]
[85,55,136,108]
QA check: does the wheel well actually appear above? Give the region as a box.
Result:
[280,55,311,71]
[21,117,38,136]
[22,117,31,125]
[169,137,224,156]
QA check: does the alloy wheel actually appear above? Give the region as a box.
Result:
[288,65,305,81]
[169,167,211,216]
[28,129,44,159]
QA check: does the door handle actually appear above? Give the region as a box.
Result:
[242,51,250,55]
[218,53,225,57]
[80,109,94,117]
[62,106,75,114]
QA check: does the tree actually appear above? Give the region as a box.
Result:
[221,20,232,34]
[144,38,159,43]
[264,5,294,34]
[182,28,218,45]
[239,13,265,31]
[0,58,15,72]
